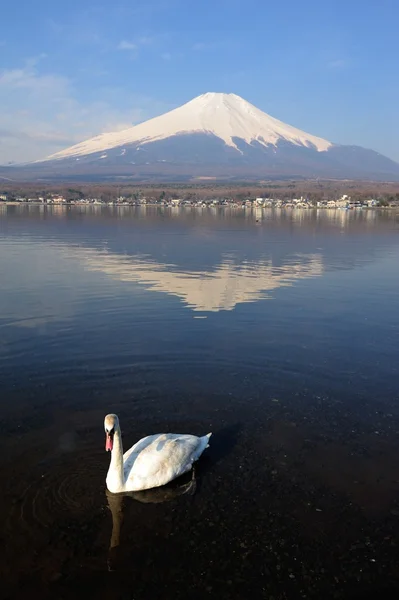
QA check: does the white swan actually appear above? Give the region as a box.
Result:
[104,414,212,493]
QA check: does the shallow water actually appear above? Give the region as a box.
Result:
[1,205,399,599]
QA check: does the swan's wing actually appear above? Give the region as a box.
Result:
[125,434,203,489]
[122,434,162,479]
[123,434,158,461]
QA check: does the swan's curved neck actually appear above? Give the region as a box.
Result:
[107,426,124,492]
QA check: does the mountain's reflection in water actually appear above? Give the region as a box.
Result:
[72,248,323,312]
[106,471,196,571]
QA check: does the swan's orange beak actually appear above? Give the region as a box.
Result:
[105,433,113,451]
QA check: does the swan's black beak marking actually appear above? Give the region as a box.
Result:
[105,427,114,452]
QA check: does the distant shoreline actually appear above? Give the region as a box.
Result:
[1,179,398,209]
[1,201,398,210]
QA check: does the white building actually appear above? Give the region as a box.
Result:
[335,194,350,208]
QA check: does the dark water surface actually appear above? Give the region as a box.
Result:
[1,205,399,600]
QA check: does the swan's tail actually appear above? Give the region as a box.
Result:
[195,433,212,462]
[195,433,212,459]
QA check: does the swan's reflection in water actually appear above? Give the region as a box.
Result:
[106,470,197,571]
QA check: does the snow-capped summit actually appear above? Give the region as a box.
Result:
[44,92,332,162]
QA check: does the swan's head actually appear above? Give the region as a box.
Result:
[104,414,119,452]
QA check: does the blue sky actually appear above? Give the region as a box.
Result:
[0,0,398,163]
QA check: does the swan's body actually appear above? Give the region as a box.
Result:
[104,414,211,493]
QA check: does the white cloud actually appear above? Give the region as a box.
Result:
[117,35,156,52]
[118,40,138,51]
[0,63,66,97]
[0,59,167,163]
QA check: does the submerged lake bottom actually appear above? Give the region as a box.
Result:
[1,205,399,599]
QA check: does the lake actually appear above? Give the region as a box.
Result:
[1,204,399,600]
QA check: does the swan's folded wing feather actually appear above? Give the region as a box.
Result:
[122,434,161,479]
[125,434,201,488]
[123,434,158,461]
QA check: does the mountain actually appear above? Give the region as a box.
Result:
[6,92,399,181]
[44,92,332,161]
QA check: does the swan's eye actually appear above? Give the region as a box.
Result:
[106,426,115,436]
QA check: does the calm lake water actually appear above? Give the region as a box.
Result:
[1,204,399,600]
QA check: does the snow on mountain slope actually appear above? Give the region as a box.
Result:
[42,92,332,162]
